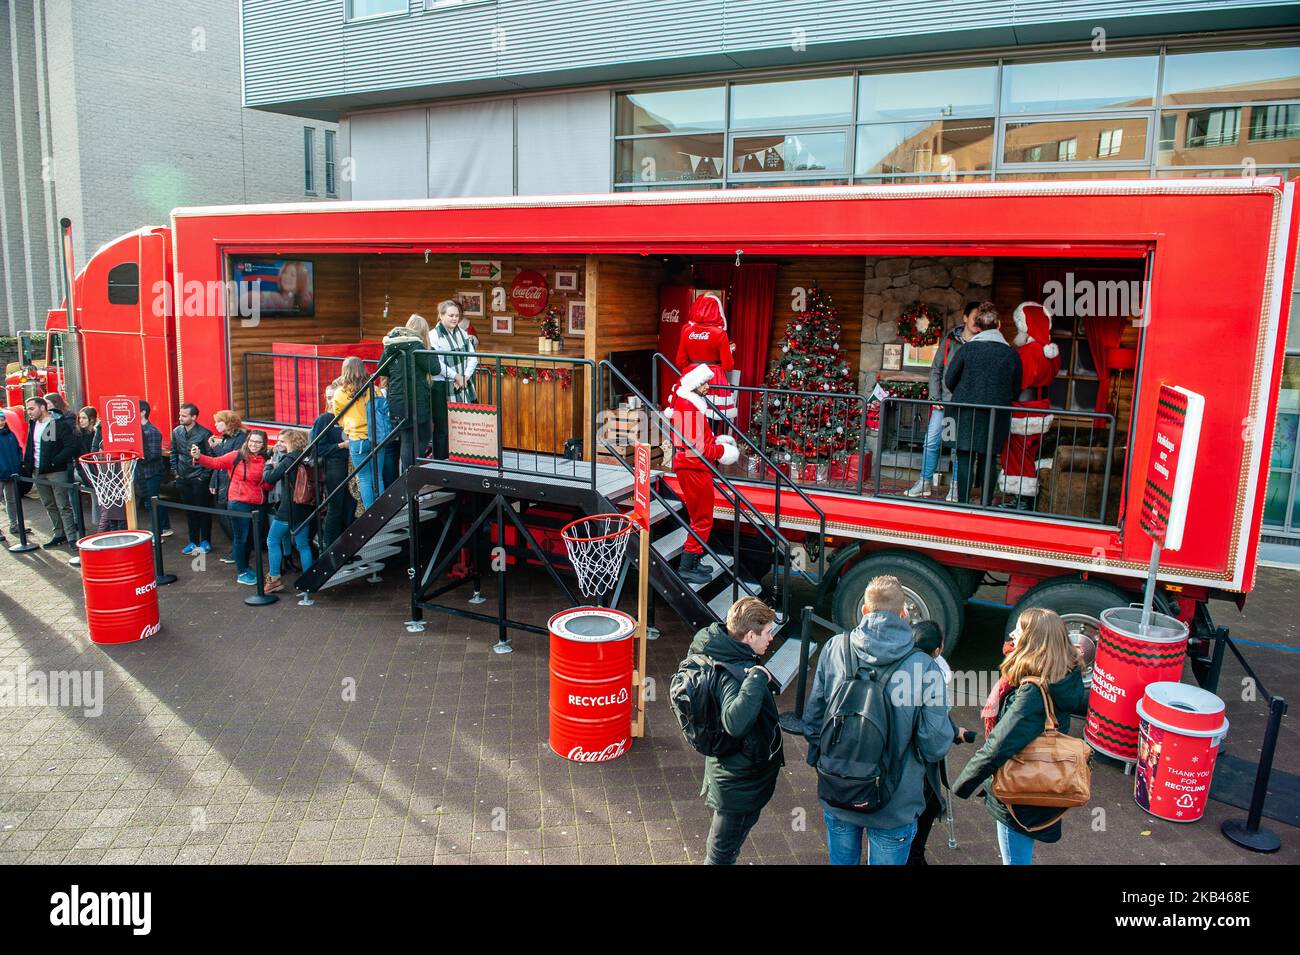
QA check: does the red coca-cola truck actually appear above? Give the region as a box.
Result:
[15,178,1297,662]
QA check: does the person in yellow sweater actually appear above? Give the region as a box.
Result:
[333,357,380,508]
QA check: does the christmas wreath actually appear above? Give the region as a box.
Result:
[897,303,942,348]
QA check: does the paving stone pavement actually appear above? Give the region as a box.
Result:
[1,507,1296,865]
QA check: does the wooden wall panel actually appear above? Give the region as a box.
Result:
[589,254,663,364]
[769,257,867,379]
[358,253,588,356]
[228,254,361,421]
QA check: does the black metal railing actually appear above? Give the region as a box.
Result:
[649,354,829,581]
[652,354,871,497]
[413,349,597,489]
[240,351,380,428]
[875,396,1119,524]
[601,360,801,623]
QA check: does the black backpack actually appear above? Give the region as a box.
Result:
[669,654,747,757]
[815,637,923,814]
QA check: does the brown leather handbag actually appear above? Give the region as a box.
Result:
[991,677,1092,832]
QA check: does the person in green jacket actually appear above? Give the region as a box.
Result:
[951,607,1088,865]
[380,314,438,472]
[688,596,785,865]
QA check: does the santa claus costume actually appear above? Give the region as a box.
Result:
[675,293,737,423]
[668,363,740,585]
[999,302,1061,509]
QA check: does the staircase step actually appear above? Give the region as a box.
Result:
[653,526,690,560]
[318,561,385,590]
[704,574,761,617]
[357,544,402,562]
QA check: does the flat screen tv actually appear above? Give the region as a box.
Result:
[231,257,315,317]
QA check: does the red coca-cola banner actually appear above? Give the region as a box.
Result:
[510,270,549,316]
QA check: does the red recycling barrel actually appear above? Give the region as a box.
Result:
[78,530,161,645]
[549,607,634,763]
[1085,606,1188,762]
[1135,681,1229,822]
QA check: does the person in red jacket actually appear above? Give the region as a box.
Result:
[669,363,740,585]
[675,293,737,425]
[194,429,272,586]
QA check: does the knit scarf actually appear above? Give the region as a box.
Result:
[432,322,477,403]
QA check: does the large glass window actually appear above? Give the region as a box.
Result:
[615,86,724,136]
[324,129,337,195]
[857,66,997,122]
[1003,117,1148,164]
[729,75,853,129]
[855,119,994,176]
[347,0,407,20]
[1250,104,1300,142]
[303,128,315,193]
[732,131,848,175]
[1162,46,1300,106]
[1001,55,1158,113]
[615,135,724,185]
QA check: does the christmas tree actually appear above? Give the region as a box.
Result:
[751,284,861,463]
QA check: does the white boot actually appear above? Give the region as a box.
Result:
[904,479,930,498]
[945,483,959,503]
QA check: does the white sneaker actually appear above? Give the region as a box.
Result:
[945,484,959,503]
[160,528,174,538]
[904,479,930,498]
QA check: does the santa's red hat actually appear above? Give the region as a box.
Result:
[689,292,727,329]
[677,362,714,394]
[1013,302,1059,359]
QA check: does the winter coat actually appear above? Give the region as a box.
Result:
[262,449,314,525]
[668,386,728,473]
[207,431,248,501]
[195,450,270,506]
[381,329,438,425]
[332,384,370,441]
[943,328,1021,455]
[688,623,785,814]
[0,425,21,479]
[802,610,954,831]
[951,670,1088,843]
[310,413,349,483]
[22,413,78,475]
[927,325,970,402]
[171,423,214,481]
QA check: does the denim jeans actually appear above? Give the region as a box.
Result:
[229,501,256,574]
[996,821,1035,865]
[705,809,763,865]
[350,438,379,510]
[920,406,957,487]
[823,810,917,865]
[267,518,312,578]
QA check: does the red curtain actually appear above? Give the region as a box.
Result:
[689,261,776,431]
[1083,315,1125,413]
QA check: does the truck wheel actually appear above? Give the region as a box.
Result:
[831,551,964,653]
[1004,577,1132,689]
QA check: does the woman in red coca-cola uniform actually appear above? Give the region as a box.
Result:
[669,363,740,585]
[675,293,737,424]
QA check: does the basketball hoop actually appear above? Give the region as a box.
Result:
[561,512,636,598]
[80,451,140,511]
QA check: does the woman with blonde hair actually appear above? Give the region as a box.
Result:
[951,607,1087,865]
[380,313,439,470]
[332,356,381,508]
[311,382,351,548]
[260,427,315,593]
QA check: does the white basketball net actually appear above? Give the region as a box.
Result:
[562,513,636,598]
[80,453,138,510]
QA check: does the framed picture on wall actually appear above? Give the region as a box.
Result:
[882,343,903,371]
[555,271,579,292]
[568,301,587,335]
[903,343,937,369]
[491,314,513,335]
[457,290,485,317]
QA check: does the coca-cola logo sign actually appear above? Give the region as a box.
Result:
[661,307,681,324]
[510,270,549,316]
[566,739,628,763]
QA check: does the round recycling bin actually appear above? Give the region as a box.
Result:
[78,530,161,645]
[1134,681,1228,822]
[1085,606,1188,762]
[548,607,634,763]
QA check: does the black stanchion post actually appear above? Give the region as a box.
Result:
[1221,695,1287,853]
[245,509,277,606]
[8,476,38,553]
[778,606,814,735]
[152,496,177,586]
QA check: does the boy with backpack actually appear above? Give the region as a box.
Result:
[802,575,954,865]
[670,596,784,865]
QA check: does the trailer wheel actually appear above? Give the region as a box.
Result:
[831,551,964,652]
[1004,577,1132,689]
